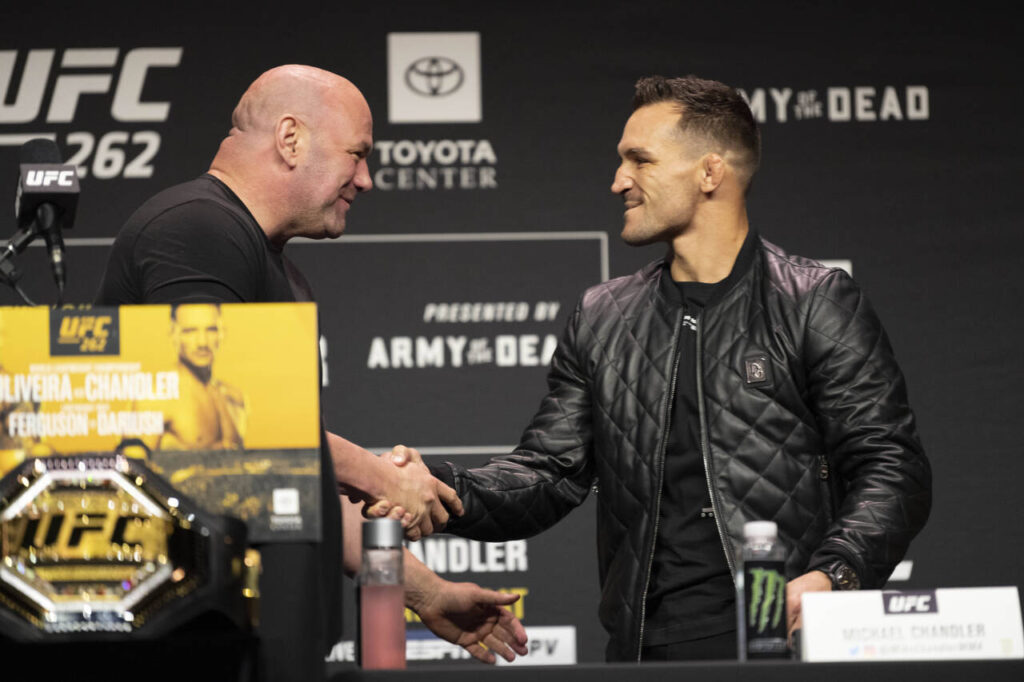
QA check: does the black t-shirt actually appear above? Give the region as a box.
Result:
[96,174,310,305]
[643,230,759,647]
[96,174,342,680]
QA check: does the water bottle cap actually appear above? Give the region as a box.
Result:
[362,518,403,548]
[743,520,778,540]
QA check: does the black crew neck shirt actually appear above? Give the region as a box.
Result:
[96,173,312,305]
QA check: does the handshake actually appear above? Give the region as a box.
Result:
[331,437,529,664]
[349,443,462,541]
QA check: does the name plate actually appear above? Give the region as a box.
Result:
[801,586,1024,661]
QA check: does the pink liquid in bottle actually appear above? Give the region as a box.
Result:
[359,583,406,669]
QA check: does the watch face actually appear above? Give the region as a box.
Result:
[835,565,860,590]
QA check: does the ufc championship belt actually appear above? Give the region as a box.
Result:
[0,454,258,642]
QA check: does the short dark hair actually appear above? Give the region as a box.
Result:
[633,75,760,188]
[171,302,222,320]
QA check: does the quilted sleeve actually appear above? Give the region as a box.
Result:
[438,299,595,541]
[801,269,932,587]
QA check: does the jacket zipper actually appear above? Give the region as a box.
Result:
[696,315,737,578]
[635,307,684,661]
[818,454,835,523]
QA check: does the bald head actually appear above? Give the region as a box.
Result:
[230,65,366,138]
[209,65,374,246]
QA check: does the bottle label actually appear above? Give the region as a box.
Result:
[743,560,788,657]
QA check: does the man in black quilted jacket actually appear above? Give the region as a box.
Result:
[397,75,932,662]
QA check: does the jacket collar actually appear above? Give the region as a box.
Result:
[653,228,761,308]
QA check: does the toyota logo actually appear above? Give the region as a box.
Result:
[404,57,465,97]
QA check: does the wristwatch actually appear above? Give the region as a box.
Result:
[822,560,861,591]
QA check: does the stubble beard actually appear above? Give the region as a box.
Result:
[620,210,668,247]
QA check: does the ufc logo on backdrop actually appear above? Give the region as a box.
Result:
[0,47,183,180]
[0,48,182,123]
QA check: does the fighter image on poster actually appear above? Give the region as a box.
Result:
[148,303,248,451]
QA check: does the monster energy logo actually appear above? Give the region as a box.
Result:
[747,566,785,634]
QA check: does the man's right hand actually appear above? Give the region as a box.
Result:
[366,444,463,540]
[325,431,462,541]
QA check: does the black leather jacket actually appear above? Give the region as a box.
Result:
[439,235,931,661]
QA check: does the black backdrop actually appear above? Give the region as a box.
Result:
[1,0,1021,667]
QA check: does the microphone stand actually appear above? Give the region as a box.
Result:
[0,225,40,306]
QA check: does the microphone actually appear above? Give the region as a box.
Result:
[37,203,66,291]
[13,138,79,297]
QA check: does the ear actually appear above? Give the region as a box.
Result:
[699,153,725,193]
[274,115,303,168]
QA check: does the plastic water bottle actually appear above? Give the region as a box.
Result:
[736,520,789,660]
[358,518,406,669]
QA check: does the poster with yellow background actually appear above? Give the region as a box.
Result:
[0,303,322,542]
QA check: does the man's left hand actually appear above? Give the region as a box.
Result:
[786,570,832,639]
[410,582,529,664]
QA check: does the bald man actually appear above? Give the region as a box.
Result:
[96,66,527,679]
[97,65,450,528]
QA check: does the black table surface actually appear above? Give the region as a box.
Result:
[330,659,1024,682]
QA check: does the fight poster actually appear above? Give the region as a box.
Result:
[0,303,322,542]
